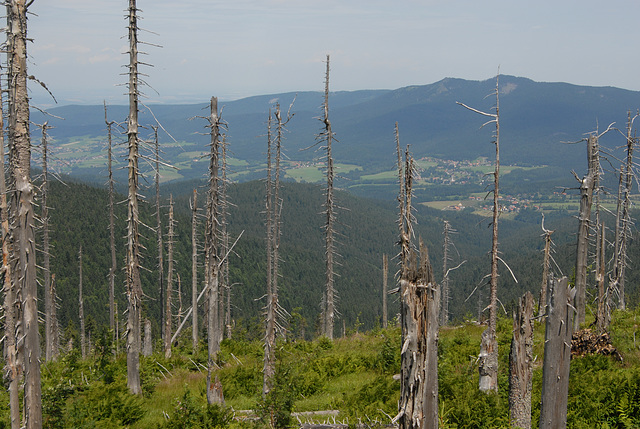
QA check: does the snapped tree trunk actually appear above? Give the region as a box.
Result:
[395,142,439,429]
[574,135,597,330]
[539,217,553,317]
[539,276,575,429]
[596,221,609,332]
[509,292,534,429]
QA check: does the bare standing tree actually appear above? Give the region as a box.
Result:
[321,55,337,339]
[612,112,637,311]
[38,121,58,361]
[6,0,42,425]
[154,126,165,343]
[538,215,554,317]
[79,246,86,358]
[205,96,223,404]
[105,102,117,338]
[191,189,199,350]
[382,254,388,329]
[164,195,175,359]
[458,74,503,393]
[0,61,20,429]
[125,0,143,395]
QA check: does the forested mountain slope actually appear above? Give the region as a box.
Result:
[45,177,639,341]
[31,75,640,187]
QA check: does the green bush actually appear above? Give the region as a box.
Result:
[160,389,233,429]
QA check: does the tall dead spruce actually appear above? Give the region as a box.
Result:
[191,189,199,350]
[395,127,440,429]
[125,0,143,395]
[204,96,224,404]
[155,126,165,344]
[320,55,338,339]
[164,195,175,359]
[458,75,504,393]
[0,52,20,429]
[263,101,293,399]
[39,121,58,361]
[6,0,42,425]
[105,102,117,339]
[612,112,637,312]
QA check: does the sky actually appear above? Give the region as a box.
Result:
[27,0,640,106]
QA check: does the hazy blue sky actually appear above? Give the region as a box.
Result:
[28,0,640,106]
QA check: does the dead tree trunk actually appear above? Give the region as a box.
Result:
[125,0,143,395]
[539,276,575,429]
[191,189,199,350]
[440,221,451,325]
[574,134,597,330]
[539,216,554,317]
[321,55,337,340]
[263,109,275,397]
[219,135,230,343]
[164,195,175,359]
[79,246,86,358]
[509,291,534,429]
[205,96,223,404]
[142,319,152,357]
[39,122,57,361]
[382,254,388,329]
[105,102,117,339]
[458,75,501,393]
[0,54,20,429]
[154,126,165,343]
[7,1,42,424]
[396,144,440,429]
[596,221,608,332]
[612,112,636,311]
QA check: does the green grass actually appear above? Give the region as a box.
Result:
[8,306,640,428]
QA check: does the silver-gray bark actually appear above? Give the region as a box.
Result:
[321,55,337,339]
[125,0,143,395]
[509,292,534,429]
[205,96,223,404]
[164,195,175,359]
[574,135,597,330]
[539,276,574,429]
[396,144,440,429]
[7,0,42,425]
[458,75,501,393]
[192,189,199,350]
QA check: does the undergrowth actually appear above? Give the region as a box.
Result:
[2,308,639,428]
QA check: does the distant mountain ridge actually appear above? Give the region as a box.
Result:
[32,75,640,184]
